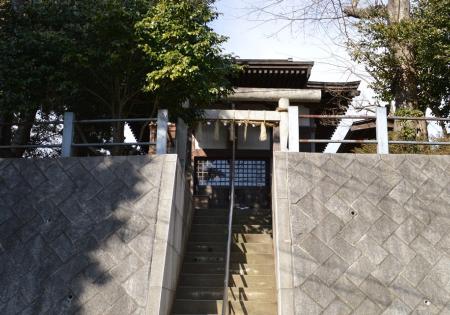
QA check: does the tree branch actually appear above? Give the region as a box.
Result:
[343,5,385,19]
[84,87,111,109]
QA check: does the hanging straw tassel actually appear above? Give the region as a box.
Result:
[196,122,203,139]
[214,120,220,141]
[244,121,248,142]
[244,110,249,142]
[259,122,267,141]
[259,111,267,141]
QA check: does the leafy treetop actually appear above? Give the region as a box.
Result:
[136,0,239,119]
[350,0,449,117]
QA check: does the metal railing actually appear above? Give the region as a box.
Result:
[222,123,236,315]
[70,115,157,152]
[2,107,449,157]
[0,110,169,156]
[295,107,450,154]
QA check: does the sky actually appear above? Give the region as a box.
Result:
[211,0,375,107]
[209,0,444,136]
[128,0,444,142]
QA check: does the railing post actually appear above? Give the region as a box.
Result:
[62,112,74,157]
[376,106,389,154]
[278,98,289,152]
[156,109,168,155]
[288,105,299,152]
[176,101,189,168]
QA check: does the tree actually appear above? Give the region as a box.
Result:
[0,0,237,157]
[350,0,449,118]
[249,0,449,123]
[63,0,156,155]
[0,0,73,157]
[136,0,238,121]
[411,0,449,124]
[68,0,237,155]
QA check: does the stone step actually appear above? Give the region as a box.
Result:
[194,208,272,217]
[183,252,274,264]
[172,300,277,315]
[175,286,277,302]
[189,233,273,243]
[190,224,272,234]
[174,204,277,314]
[178,274,276,288]
[193,215,272,225]
[187,242,273,254]
[181,263,275,275]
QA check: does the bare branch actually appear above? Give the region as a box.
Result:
[343,4,385,19]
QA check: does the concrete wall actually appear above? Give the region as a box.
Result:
[273,153,450,315]
[0,154,191,315]
[147,155,192,315]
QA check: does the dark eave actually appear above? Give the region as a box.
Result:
[233,59,314,89]
[236,59,315,69]
[307,81,361,91]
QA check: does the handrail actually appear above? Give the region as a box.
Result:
[297,112,450,149]
[298,114,450,122]
[389,116,450,122]
[222,122,236,315]
[0,144,62,149]
[299,114,376,120]
[75,117,157,123]
[0,142,156,150]
[299,139,378,144]
[299,139,450,146]
[72,141,156,147]
[0,113,165,155]
[0,120,64,126]
[0,117,157,126]
[390,141,450,145]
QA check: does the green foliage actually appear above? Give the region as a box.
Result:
[395,108,425,141]
[412,0,450,118]
[0,0,157,155]
[136,0,239,119]
[0,0,237,117]
[350,0,449,117]
[395,108,424,117]
[0,0,238,155]
[61,0,155,118]
[353,134,450,155]
[0,0,73,115]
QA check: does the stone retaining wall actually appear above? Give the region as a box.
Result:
[0,155,190,315]
[273,153,450,315]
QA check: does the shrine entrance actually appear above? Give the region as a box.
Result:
[194,158,270,209]
[191,109,277,209]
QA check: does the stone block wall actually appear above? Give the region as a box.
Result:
[147,155,193,315]
[273,153,450,315]
[0,155,191,315]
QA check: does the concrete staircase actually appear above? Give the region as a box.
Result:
[172,207,277,315]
